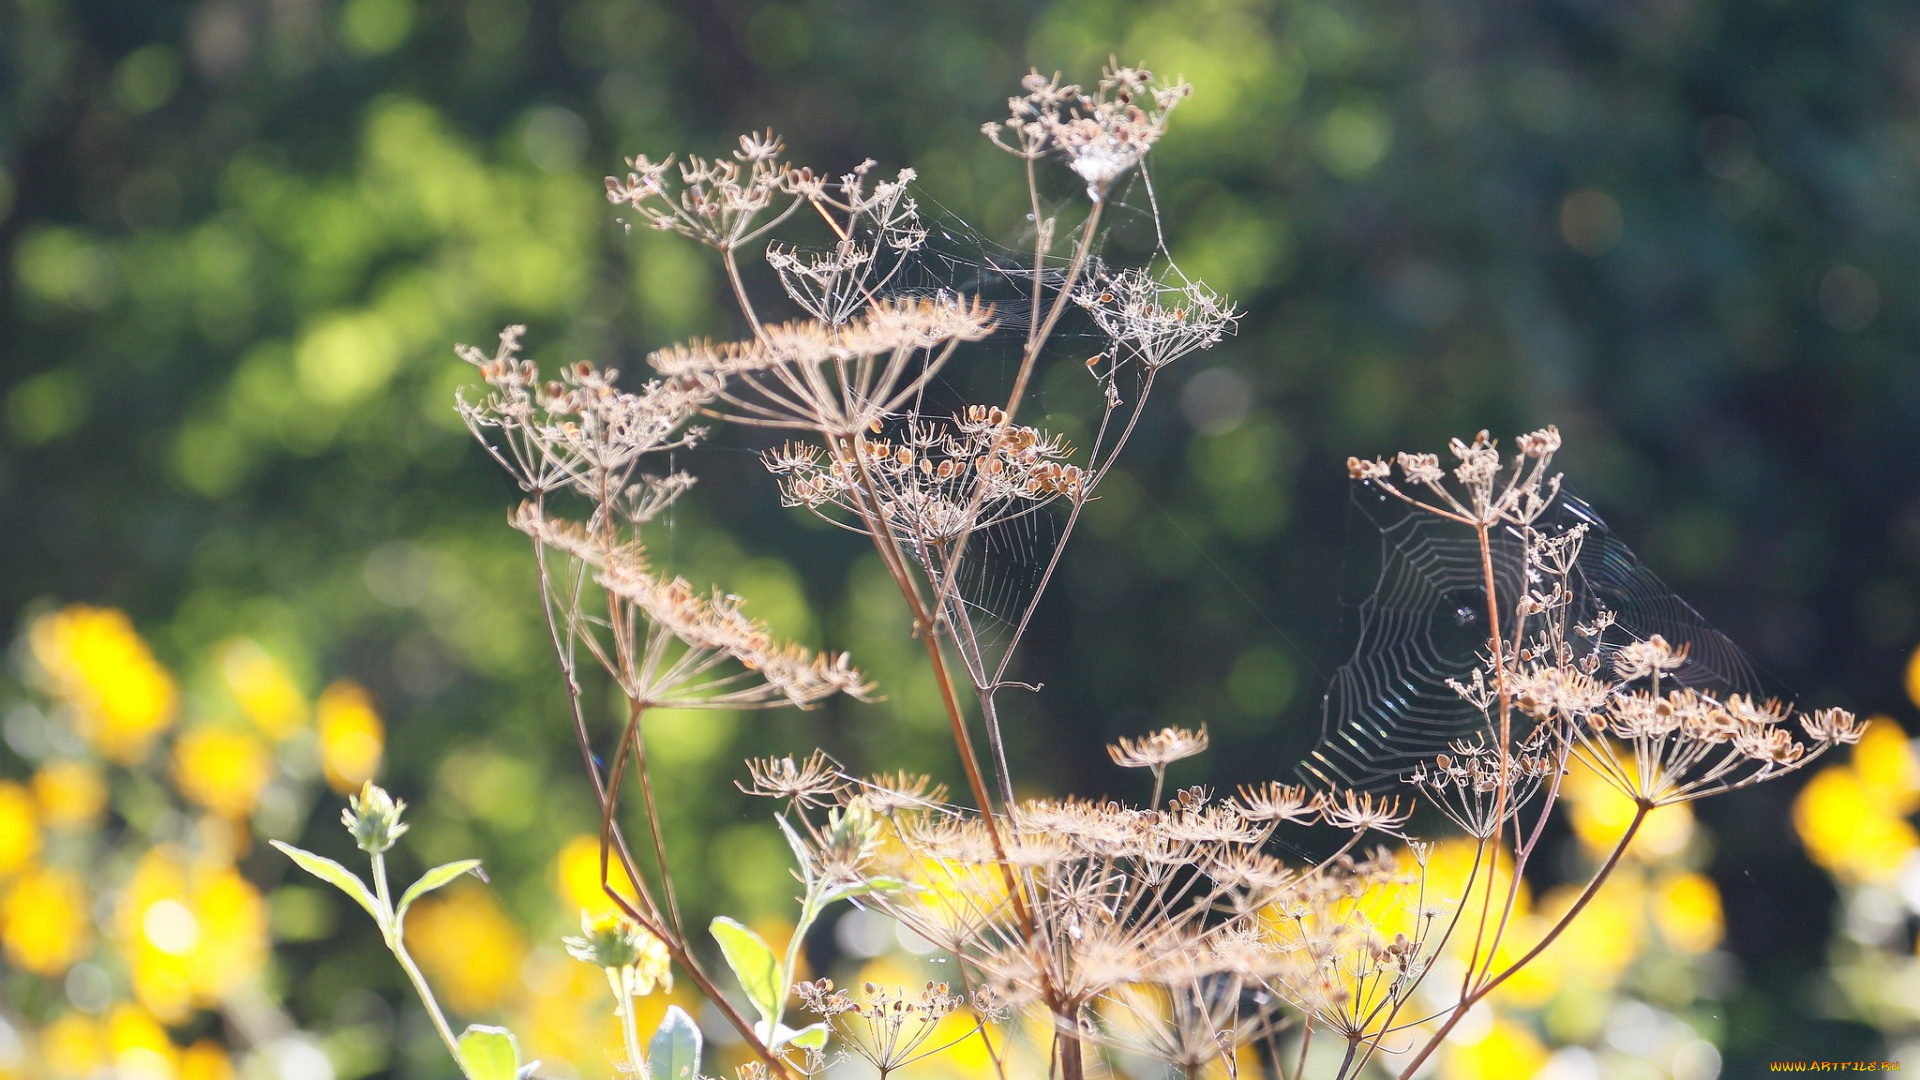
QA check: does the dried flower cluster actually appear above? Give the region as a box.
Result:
[759,759,1433,1078]
[985,67,1192,199]
[448,60,1861,1080]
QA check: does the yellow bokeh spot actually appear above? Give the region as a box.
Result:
[1443,1015,1549,1080]
[109,1004,179,1079]
[172,728,275,819]
[120,847,269,1023]
[555,834,641,916]
[33,760,108,828]
[517,951,630,1074]
[1564,754,1693,859]
[1904,642,1920,711]
[2,865,90,976]
[1851,717,1920,817]
[1481,912,1562,1009]
[40,1012,106,1076]
[317,680,385,794]
[0,781,41,876]
[1794,764,1919,884]
[1530,874,1645,989]
[179,1040,235,1080]
[406,885,528,1014]
[217,638,308,740]
[1653,871,1724,953]
[30,604,179,764]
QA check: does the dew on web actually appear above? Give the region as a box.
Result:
[1298,487,1773,793]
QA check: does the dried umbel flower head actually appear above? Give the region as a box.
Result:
[1107,725,1209,769]
[984,64,1193,200]
[765,408,1085,547]
[605,130,804,251]
[1349,425,1564,530]
[649,298,996,437]
[766,778,1422,1071]
[1406,731,1560,838]
[739,750,842,806]
[1076,267,1239,373]
[794,980,976,1079]
[1574,679,1848,805]
[1262,847,1434,1039]
[457,327,711,501]
[765,161,927,328]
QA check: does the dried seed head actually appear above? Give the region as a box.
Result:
[1108,725,1210,769]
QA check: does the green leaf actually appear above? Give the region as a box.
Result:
[773,814,813,887]
[457,1025,520,1080]
[777,1022,828,1050]
[822,876,905,905]
[649,1005,702,1080]
[270,840,380,922]
[397,859,483,923]
[710,916,781,1023]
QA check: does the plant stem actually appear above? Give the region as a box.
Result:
[1395,805,1647,1080]
[373,852,466,1074]
[616,974,646,1080]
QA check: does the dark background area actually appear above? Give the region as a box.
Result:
[5,0,1918,1074]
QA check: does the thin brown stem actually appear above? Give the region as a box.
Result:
[1003,201,1104,427]
[723,247,767,342]
[626,700,686,938]
[1396,806,1647,1080]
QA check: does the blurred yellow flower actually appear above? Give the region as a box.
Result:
[32,760,108,828]
[555,833,641,916]
[1850,716,1919,817]
[172,728,275,819]
[217,638,308,740]
[407,885,528,1014]
[178,1040,235,1080]
[1563,754,1693,859]
[2,865,90,976]
[1652,871,1724,954]
[108,1004,178,1080]
[1531,873,1645,989]
[316,680,384,794]
[30,604,179,764]
[120,847,269,1023]
[1443,1015,1548,1080]
[39,1012,105,1077]
[0,781,40,877]
[1904,642,1920,711]
[518,949,628,1073]
[1794,764,1918,884]
[1480,912,1562,1009]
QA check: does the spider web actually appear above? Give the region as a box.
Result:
[1297,486,1771,793]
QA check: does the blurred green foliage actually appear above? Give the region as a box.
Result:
[6,0,1920,1074]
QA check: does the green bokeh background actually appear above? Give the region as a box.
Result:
[5,0,1919,1073]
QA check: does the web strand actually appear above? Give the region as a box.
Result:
[1300,488,1771,792]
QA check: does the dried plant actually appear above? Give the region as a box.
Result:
[419,60,1864,1080]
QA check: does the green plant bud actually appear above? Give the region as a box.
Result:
[342,780,409,854]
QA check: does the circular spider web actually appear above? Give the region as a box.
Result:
[1297,486,1771,792]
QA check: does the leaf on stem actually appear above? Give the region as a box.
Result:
[397,859,485,923]
[456,1025,520,1080]
[821,876,904,905]
[774,814,813,887]
[650,1005,703,1080]
[270,840,380,922]
[710,916,782,1023]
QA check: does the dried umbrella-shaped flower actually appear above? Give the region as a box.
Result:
[1108,724,1209,806]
